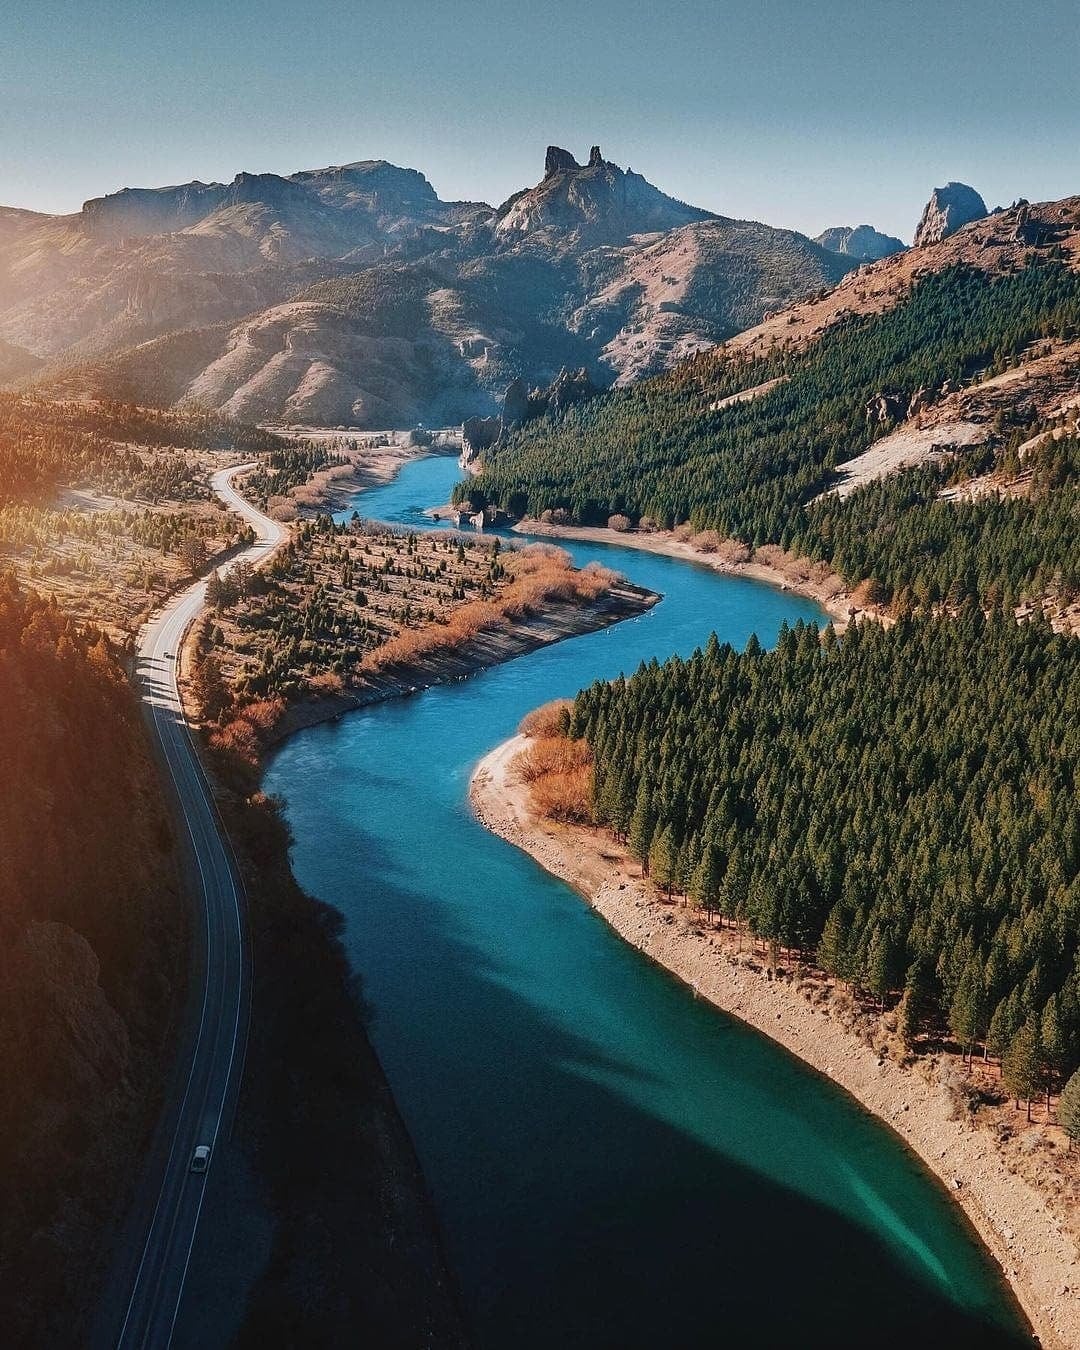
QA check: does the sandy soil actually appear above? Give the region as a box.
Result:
[471,735,1080,1350]
[510,519,862,630]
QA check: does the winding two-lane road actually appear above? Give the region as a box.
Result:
[106,464,286,1349]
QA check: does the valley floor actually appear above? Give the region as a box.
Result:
[471,733,1080,1350]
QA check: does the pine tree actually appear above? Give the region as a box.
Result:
[689,845,722,923]
[817,905,846,981]
[1058,1068,1080,1146]
[1002,1023,1044,1122]
[949,960,987,1064]
[628,782,657,876]
[897,959,931,1049]
[192,651,229,722]
[1040,995,1068,1109]
[649,825,678,898]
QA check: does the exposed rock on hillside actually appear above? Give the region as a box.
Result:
[815,224,905,260]
[494,144,714,247]
[913,182,988,247]
[462,367,601,466]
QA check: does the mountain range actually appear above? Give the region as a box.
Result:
[1,149,988,427]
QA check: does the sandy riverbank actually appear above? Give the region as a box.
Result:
[471,734,1079,1350]
[507,520,868,630]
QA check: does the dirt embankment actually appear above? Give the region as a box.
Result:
[263,578,658,745]
[471,735,1080,1350]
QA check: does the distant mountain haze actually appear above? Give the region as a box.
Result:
[1,147,992,427]
[813,225,906,260]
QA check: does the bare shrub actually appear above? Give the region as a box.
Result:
[716,538,752,564]
[519,699,574,738]
[513,735,591,783]
[691,529,722,554]
[851,577,887,607]
[530,765,593,822]
[607,513,632,532]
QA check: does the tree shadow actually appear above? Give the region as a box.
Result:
[315,822,1033,1350]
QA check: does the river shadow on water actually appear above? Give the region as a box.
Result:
[267,455,1032,1349]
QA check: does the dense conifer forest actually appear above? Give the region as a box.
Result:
[0,572,183,1341]
[461,262,1080,609]
[568,609,1079,1095]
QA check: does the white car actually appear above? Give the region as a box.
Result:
[190,1144,211,1173]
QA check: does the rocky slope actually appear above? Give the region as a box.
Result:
[9,145,858,425]
[493,144,714,247]
[727,193,1080,361]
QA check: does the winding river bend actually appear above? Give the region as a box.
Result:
[265,455,1030,1350]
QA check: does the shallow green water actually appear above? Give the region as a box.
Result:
[266,455,1031,1349]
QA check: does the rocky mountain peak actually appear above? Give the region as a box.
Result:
[498,144,714,246]
[544,146,582,176]
[913,182,988,247]
[814,224,906,261]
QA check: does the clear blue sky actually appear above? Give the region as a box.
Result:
[2,0,1077,241]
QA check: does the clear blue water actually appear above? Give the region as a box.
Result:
[268,455,1030,1349]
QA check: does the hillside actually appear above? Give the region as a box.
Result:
[7,145,857,425]
[0,575,185,1344]
[461,196,1080,626]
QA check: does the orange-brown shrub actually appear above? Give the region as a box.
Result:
[716,538,752,564]
[529,765,593,823]
[519,698,573,738]
[513,735,591,783]
[307,671,344,695]
[362,550,618,673]
[691,529,722,554]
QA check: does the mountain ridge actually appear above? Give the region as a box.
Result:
[10,143,860,425]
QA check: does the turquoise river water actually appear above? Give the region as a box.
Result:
[265,454,1032,1349]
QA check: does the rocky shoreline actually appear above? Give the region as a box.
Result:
[471,733,1079,1350]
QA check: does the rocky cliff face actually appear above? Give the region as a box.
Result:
[815,224,906,260]
[494,144,715,247]
[913,182,988,247]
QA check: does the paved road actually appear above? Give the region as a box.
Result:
[108,464,286,1349]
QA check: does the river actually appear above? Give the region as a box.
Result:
[264,454,1031,1349]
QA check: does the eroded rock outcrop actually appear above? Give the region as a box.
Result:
[913,183,988,247]
[815,224,905,260]
[461,368,600,466]
[495,145,715,247]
